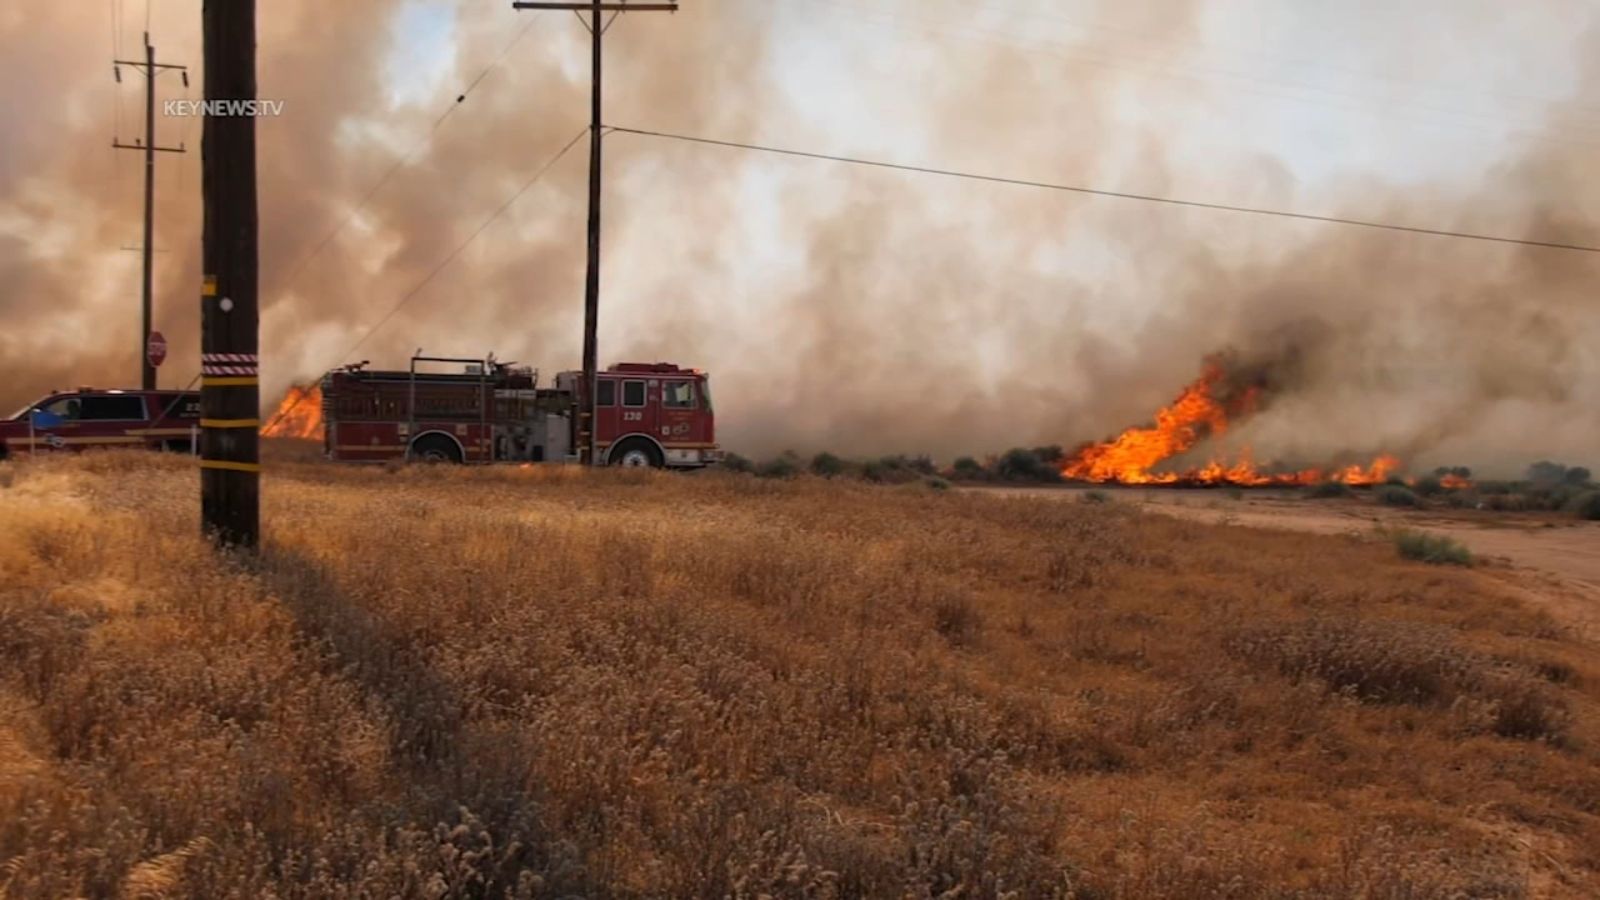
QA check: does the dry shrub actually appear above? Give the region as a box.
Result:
[932,590,983,647]
[1472,670,1574,741]
[1228,618,1571,742]
[1391,528,1474,566]
[1228,618,1474,704]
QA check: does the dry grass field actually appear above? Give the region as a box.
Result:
[3,448,1599,898]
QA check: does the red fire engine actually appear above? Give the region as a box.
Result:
[320,354,720,468]
[0,389,201,460]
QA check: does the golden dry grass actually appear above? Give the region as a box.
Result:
[2,447,1598,898]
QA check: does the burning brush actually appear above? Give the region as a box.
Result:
[261,384,324,440]
[1060,356,1400,487]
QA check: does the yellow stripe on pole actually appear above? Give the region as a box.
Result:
[202,376,259,387]
[199,459,262,473]
[201,418,261,428]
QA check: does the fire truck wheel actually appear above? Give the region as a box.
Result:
[410,433,465,464]
[610,438,663,469]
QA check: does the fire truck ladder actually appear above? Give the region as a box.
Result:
[406,353,491,463]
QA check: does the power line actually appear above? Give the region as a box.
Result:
[608,125,1600,255]
[268,14,544,298]
[261,127,589,434]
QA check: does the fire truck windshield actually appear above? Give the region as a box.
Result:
[700,376,712,413]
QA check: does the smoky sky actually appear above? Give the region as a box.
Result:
[1,1,1596,475]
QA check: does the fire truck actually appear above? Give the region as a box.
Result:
[0,388,201,460]
[321,354,720,468]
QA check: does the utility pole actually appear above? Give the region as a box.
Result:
[510,0,678,465]
[114,34,186,391]
[200,0,260,549]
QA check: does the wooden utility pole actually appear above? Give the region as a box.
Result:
[510,0,678,465]
[199,0,260,548]
[114,34,186,390]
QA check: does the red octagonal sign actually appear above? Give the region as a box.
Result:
[147,331,168,368]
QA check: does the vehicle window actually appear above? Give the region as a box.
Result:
[596,379,616,407]
[622,380,646,407]
[699,377,713,413]
[38,397,82,420]
[662,381,695,409]
[78,395,147,420]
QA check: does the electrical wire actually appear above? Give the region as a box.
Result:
[268,14,544,299]
[607,125,1600,255]
[260,127,589,434]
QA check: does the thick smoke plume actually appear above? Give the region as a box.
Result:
[1,2,1596,476]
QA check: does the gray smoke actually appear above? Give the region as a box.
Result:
[1,2,1596,476]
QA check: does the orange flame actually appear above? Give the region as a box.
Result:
[261,384,324,439]
[1061,364,1401,487]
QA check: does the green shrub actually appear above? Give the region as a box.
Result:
[924,476,951,491]
[1412,476,1444,497]
[950,456,986,481]
[1304,481,1352,499]
[1392,529,1473,566]
[809,452,847,478]
[1375,485,1419,507]
[756,453,800,479]
[996,448,1061,483]
[1568,491,1600,521]
[720,453,754,474]
[860,454,935,484]
[1483,493,1533,512]
[1527,484,1580,511]
[1030,445,1065,466]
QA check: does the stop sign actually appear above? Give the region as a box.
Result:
[147,331,168,368]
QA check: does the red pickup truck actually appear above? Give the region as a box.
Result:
[0,388,201,460]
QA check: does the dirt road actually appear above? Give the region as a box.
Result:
[979,485,1600,631]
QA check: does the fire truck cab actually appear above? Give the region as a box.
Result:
[0,389,201,460]
[320,355,719,468]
